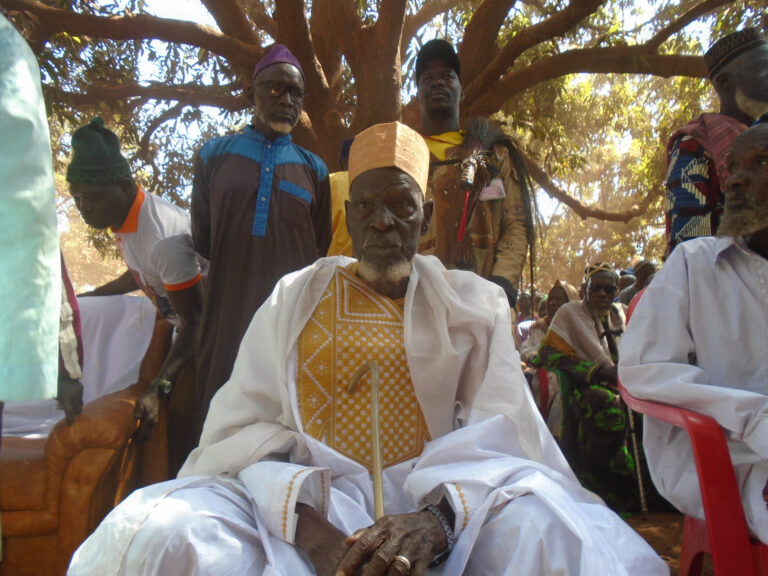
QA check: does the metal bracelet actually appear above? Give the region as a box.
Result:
[423,503,455,566]
[154,377,173,396]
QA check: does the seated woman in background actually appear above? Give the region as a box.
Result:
[536,262,637,512]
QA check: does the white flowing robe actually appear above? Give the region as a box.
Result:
[69,255,666,575]
[0,14,61,401]
[620,236,768,544]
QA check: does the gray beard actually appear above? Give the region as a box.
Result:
[735,89,768,120]
[717,202,768,238]
[357,260,412,285]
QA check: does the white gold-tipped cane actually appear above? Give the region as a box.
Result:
[348,361,384,520]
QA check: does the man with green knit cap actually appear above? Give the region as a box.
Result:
[67,117,204,474]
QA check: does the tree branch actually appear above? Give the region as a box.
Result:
[468,46,705,116]
[0,0,263,68]
[400,0,463,53]
[522,150,660,222]
[328,0,362,56]
[135,102,184,163]
[459,0,517,84]
[244,0,278,39]
[464,0,603,104]
[646,0,731,49]
[200,0,260,45]
[309,0,343,94]
[347,0,407,133]
[376,0,408,38]
[44,83,248,111]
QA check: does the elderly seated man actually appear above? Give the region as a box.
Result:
[68,122,665,576]
[620,121,768,545]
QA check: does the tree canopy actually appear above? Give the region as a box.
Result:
[2,0,765,289]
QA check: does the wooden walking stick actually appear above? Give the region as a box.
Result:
[626,404,648,517]
[348,361,384,520]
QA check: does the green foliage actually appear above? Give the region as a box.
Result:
[8,0,767,284]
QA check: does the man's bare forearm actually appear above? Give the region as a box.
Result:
[82,269,138,296]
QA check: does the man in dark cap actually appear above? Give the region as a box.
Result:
[67,117,204,472]
[191,44,331,429]
[618,260,657,305]
[415,39,534,288]
[664,28,768,255]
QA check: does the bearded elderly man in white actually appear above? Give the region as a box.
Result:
[620,121,768,545]
[69,122,665,576]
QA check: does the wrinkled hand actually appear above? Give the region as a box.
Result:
[133,384,161,442]
[57,376,83,425]
[599,364,619,386]
[295,504,349,576]
[336,510,446,576]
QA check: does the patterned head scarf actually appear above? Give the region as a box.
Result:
[705,28,766,79]
[348,122,430,197]
[584,261,616,283]
[66,117,131,184]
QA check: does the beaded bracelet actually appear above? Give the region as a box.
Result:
[423,503,455,566]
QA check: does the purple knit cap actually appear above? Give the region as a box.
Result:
[252,44,304,82]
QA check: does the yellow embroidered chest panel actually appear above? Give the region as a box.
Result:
[297,266,430,471]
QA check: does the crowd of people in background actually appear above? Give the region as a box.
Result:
[3,8,767,573]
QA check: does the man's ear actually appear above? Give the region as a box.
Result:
[713,70,733,96]
[421,200,434,235]
[459,86,465,103]
[245,83,255,106]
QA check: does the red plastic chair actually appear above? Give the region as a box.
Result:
[618,383,768,575]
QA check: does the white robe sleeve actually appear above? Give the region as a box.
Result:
[238,461,331,544]
[619,247,768,461]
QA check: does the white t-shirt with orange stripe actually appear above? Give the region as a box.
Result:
[113,188,202,320]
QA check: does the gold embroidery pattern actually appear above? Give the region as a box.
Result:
[455,484,469,531]
[282,470,304,540]
[298,267,430,471]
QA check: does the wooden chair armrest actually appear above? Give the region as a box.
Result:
[43,382,146,508]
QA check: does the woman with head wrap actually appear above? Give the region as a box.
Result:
[520,280,579,436]
[535,262,638,512]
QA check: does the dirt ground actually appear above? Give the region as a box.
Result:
[625,512,713,576]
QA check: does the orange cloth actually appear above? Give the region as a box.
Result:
[326,172,353,257]
[297,265,430,471]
